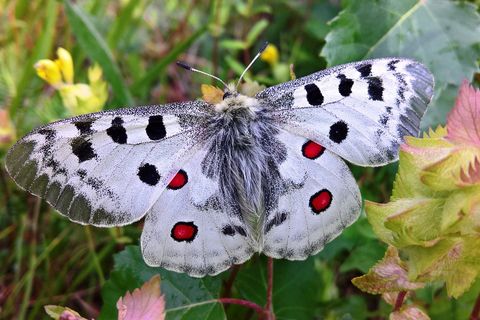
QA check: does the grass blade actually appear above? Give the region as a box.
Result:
[65,0,134,107]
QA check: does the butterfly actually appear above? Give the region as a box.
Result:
[5,49,434,277]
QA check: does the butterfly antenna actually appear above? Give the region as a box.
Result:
[176,61,229,90]
[236,41,269,90]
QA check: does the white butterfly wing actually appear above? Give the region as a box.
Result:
[258,58,434,166]
[141,145,255,277]
[261,130,361,259]
[6,101,211,226]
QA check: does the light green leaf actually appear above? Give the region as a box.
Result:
[219,39,247,51]
[405,237,480,298]
[99,246,225,320]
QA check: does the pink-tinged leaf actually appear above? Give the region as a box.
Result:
[390,305,430,320]
[459,156,480,185]
[44,305,88,320]
[446,80,480,147]
[116,275,165,320]
[352,246,424,294]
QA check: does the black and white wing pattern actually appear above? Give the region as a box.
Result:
[258,58,434,166]
[141,145,255,277]
[261,130,361,259]
[5,101,211,226]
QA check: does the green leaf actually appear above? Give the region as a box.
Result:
[245,19,269,46]
[234,256,317,320]
[64,1,134,107]
[322,0,480,128]
[219,39,247,51]
[340,239,386,273]
[99,246,225,320]
[405,236,480,298]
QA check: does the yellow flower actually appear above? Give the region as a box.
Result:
[260,44,279,66]
[35,59,63,88]
[34,48,108,115]
[55,47,74,84]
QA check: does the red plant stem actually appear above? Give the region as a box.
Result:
[221,264,240,298]
[218,298,265,317]
[394,291,407,311]
[470,292,480,320]
[266,257,274,312]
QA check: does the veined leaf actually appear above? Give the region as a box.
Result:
[352,246,424,294]
[447,81,480,147]
[322,0,480,128]
[99,246,225,320]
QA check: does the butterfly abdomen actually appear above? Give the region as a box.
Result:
[201,101,286,248]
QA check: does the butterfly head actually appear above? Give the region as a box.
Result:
[214,90,258,114]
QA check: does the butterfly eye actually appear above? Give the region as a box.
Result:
[223,91,232,100]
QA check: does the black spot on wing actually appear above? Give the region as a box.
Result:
[265,212,288,233]
[222,225,236,236]
[337,74,354,97]
[137,163,160,186]
[304,83,324,106]
[329,121,348,143]
[387,59,400,71]
[356,63,372,77]
[146,115,167,140]
[71,137,96,162]
[38,128,56,141]
[234,226,247,237]
[74,120,94,135]
[367,77,384,101]
[107,117,127,144]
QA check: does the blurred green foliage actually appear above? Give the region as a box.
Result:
[0,0,479,319]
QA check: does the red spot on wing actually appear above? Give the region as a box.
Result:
[309,189,332,214]
[167,169,188,190]
[171,221,198,242]
[302,140,325,159]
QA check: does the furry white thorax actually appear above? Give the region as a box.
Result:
[214,93,259,114]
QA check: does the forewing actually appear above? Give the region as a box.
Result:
[262,130,361,259]
[257,58,434,166]
[141,145,255,277]
[5,101,212,226]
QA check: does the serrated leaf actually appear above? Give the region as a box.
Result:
[390,304,430,320]
[44,305,87,320]
[352,246,424,294]
[322,0,480,128]
[99,246,225,320]
[64,1,134,107]
[404,237,480,298]
[117,275,165,320]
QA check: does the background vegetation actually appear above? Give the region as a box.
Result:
[0,0,479,319]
